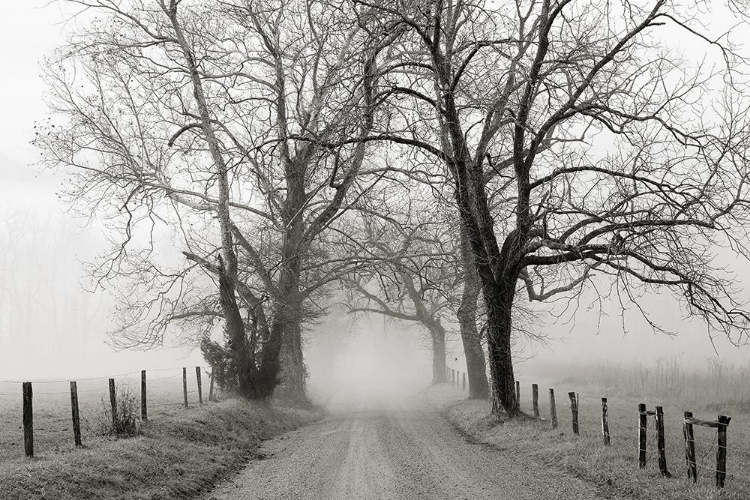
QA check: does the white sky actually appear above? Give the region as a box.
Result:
[0,2,204,380]
[0,1,748,383]
[0,1,64,166]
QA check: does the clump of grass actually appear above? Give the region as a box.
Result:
[98,383,141,438]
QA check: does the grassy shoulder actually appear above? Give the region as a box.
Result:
[428,384,748,500]
[0,398,324,500]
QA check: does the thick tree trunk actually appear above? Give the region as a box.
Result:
[263,223,307,402]
[218,267,253,397]
[431,326,447,384]
[457,225,489,399]
[484,279,518,415]
[276,311,307,400]
[258,284,307,402]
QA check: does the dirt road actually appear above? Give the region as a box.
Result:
[204,385,615,500]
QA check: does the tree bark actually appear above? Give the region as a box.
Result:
[484,278,518,415]
[457,225,490,399]
[276,307,307,400]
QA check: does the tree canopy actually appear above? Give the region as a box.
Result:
[35,0,750,413]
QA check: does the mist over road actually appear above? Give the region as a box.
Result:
[205,382,616,500]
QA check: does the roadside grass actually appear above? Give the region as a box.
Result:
[0,375,324,499]
[430,383,750,500]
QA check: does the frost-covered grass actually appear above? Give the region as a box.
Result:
[0,375,323,499]
[430,383,750,500]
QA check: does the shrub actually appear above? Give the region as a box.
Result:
[98,383,141,438]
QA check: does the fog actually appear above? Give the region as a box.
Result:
[306,311,432,409]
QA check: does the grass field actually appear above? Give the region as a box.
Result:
[0,369,324,499]
[433,362,750,500]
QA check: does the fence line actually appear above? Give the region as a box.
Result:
[442,370,736,490]
[1,366,212,459]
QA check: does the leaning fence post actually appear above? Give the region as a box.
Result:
[141,370,147,421]
[109,378,118,429]
[208,366,215,402]
[22,382,33,458]
[568,392,579,435]
[683,411,697,482]
[601,398,610,446]
[716,415,731,488]
[70,381,82,447]
[655,406,670,477]
[549,389,558,428]
[183,367,188,408]
[532,384,539,418]
[196,366,203,405]
[638,403,647,468]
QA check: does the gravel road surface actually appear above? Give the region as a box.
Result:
[205,384,617,500]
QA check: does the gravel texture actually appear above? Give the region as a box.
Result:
[204,385,624,499]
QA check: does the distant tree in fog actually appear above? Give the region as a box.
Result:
[344,204,455,386]
[34,0,393,400]
[356,0,750,415]
[340,175,491,398]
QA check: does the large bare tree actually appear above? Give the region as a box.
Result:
[35,0,390,400]
[357,0,750,414]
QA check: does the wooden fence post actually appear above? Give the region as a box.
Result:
[141,370,147,421]
[196,366,203,404]
[683,411,697,482]
[183,367,188,408]
[568,392,579,435]
[601,398,610,446]
[532,384,539,418]
[70,381,82,447]
[716,415,731,488]
[516,381,521,411]
[22,382,33,458]
[654,406,670,477]
[638,403,647,468]
[452,369,455,386]
[208,366,215,402]
[109,378,117,429]
[549,389,558,428]
[462,372,466,391]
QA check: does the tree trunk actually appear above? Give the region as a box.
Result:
[218,265,253,397]
[276,311,307,400]
[258,287,307,402]
[484,279,517,415]
[431,326,447,384]
[457,225,489,399]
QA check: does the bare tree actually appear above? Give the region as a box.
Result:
[344,209,454,385]
[340,175,491,397]
[357,0,750,414]
[35,0,390,400]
